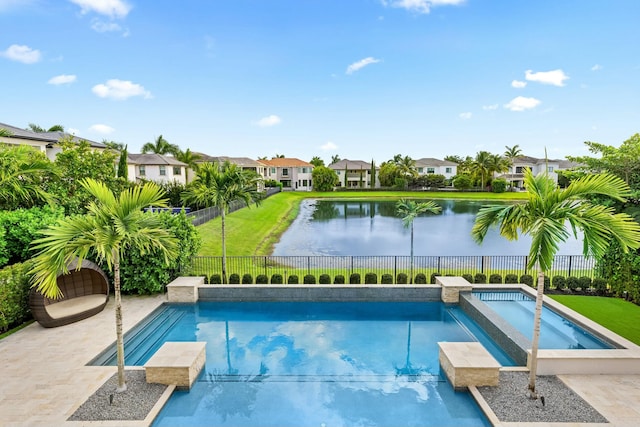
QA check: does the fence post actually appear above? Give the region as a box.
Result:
[307,256,311,275]
[394,256,397,281]
[264,256,267,276]
[568,256,572,278]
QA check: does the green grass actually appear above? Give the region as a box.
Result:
[197,190,528,256]
[549,295,640,345]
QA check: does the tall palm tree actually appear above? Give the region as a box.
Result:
[396,199,442,282]
[471,169,640,396]
[309,156,324,167]
[141,135,180,156]
[175,149,203,183]
[488,153,509,186]
[504,145,523,189]
[30,179,178,392]
[473,151,493,190]
[330,154,341,165]
[27,123,64,133]
[181,162,262,283]
[0,144,54,209]
[396,155,418,179]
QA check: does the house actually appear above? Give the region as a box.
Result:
[328,159,378,189]
[258,158,314,190]
[195,154,266,178]
[0,121,106,160]
[499,156,577,188]
[127,153,187,185]
[414,158,457,180]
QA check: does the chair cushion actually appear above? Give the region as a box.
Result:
[45,294,108,320]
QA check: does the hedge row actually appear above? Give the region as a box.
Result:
[0,261,34,333]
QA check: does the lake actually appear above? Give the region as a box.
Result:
[272,199,583,256]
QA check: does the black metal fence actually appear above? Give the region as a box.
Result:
[182,254,599,283]
[186,187,281,226]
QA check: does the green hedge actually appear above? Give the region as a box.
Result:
[364,273,377,284]
[334,275,345,284]
[0,261,34,333]
[319,274,331,284]
[414,273,427,284]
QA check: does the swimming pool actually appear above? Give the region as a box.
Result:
[94,301,501,426]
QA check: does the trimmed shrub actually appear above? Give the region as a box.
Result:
[491,178,507,193]
[303,274,316,284]
[381,274,393,284]
[349,273,361,284]
[0,261,34,333]
[334,274,345,284]
[474,273,487,284]
[210,274,222,284]
[229,273,240,284]
[462,273,473,283]
[489,274,502,284]
[270,274,283,284]
[287,274,299,284]
[396,273,408,284]
[319,274,331,284]
[552,275,566,289]
[414,273,427,284]
[543,275,551,290]
[430,273,441,284]
[256,274,268,284]
[520,274,534,287]
[566,276,579,291]
[578,276,592,290]
[592,277,607,293]
[242,273,253,284]
[364,273,377,284]
[505,274,518,284]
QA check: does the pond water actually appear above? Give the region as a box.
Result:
[272,199,583,256]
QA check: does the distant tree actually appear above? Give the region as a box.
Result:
[310,156,325,167]
[394,155,418,179]
[444,155,464,163]
[141,135,180,156]
[273,153,285,159]
[472,151,493,190]
[488,153,509,185]
[331,154,341,165]
[117,145,128,180]
[311,166,338,191]
[104,140,126,151]
[175,149,202,184]
[504,145,523,189]
[378,162,400,187]
[453,174,472,190]
[0,144,54,210]
[0,128,13,137]
[370,159,376,188]
[396,199,441,282]
[27,123,64,133]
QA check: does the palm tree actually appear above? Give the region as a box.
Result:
[488,154,509,187]
[141,135,180,156]
[30,179,178,392]
[473,151,493,190]
[175,149,203,183]
[395,155,418,179]
[0,128,13,137]
[504,145,523,189]
[0,144,54,209]
[27,123,64,133]
[471,168,640,397]
[396,199,442,282]
[273,153,285,159]
[330,154,341,165]
[181,162,262,283]
[309,156,324,167]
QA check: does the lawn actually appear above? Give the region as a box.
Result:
[197,190,528,256]
[549,294,640,345]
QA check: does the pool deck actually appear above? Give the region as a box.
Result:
[1,293,640,426]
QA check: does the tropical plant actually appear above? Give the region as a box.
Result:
[117,145,128,180]
[0,128,13,137]
[396,199,442,282]
[311,166,338,191]
[181,162,262,282]
[27,123,64,133]
[471,168,640,397]
[370,159,376,188]
[309,156,324,167]
[504,144,523,189]
[330,154,341,165]
[141,135,180,156]
[175,149,202,183]
[30,179,178,392]
[472,151,493,190]
[0,144,55,210]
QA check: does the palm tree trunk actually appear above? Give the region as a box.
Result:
[528,266,545,396]
[410,223,414,283]
[221,208,227,284]
[114,249,127,392]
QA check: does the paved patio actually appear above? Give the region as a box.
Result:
[1,293,640,426]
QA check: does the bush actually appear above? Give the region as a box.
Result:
[505,274,518,284]
[210,274,222,284]
[474,273,487,284]
[0,261,34,333]
[287,274,299,284]
[242,273,253,284]
[566,276,579,291]
[430,273,441,284]
[491,178,508,193]
[552,275,566,289]
[414,273,427,284]
[520,274,533,287]
[381,274,393,284]
[592,277,607,293]
[319,274,331,284]
[578,276,592,290]
[270,274,283,284]
[396,273,408,284]
[256,274,268,284]
[303,274,316,284]
[543,275,551,290]
[489,274,502,284]
[349,273,361,284]
[364,273,377,284]
[462,273,473,283]
[334,274,345,284]
[229,273,240,284]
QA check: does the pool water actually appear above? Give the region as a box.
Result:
[99,302,501,426]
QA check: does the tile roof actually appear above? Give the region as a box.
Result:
[328,159,372,170]
[0,122,106,148]
[194,154,264,167]
[127,153,187,166]
[258,157,313,167]
[414,157,458,167]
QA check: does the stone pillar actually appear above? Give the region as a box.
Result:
[166,276,204,303]
[437,276,472,303]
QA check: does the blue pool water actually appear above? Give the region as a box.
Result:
[97,302,503,427]
[472,291,614,350]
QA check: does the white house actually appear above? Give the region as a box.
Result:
[328,159,378,189]
[414,158,457,180]
[127,153,187,185]
[258,158,314,190]
[499,155,577,188]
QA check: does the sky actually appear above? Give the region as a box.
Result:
[1,0,639,163]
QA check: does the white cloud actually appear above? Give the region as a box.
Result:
[89,124,115,134]
[482,104,498,111]
[525,69,569,87]
[91,20,122,32]
[1,44,41,63]
[254,115,282,127]
[92,79,152,100]
[511,80,527,88]
[504,96,541,112]
[346,57,381,75]
[591,64,602,71]
[381,0,465,14]
[459,112,472,120]
[321,141,338,151]
[48,74,77,85]
[69,0,131,18]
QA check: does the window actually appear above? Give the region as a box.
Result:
[548,166,554,172]
[302,179,308,187]
[417,167,423,173]
[515,166,529,174]
[270,167,276,174]
[445,167,452,174]
[427,167,435,174]
[173,166,181,175]
[139,165,146,176]
[282,168,289,176]
[159,165,166,176]
[299,167,309,173]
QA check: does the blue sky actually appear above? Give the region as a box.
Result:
[1,0,639,163]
